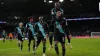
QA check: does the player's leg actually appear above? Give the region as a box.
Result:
[28,33,33,52]
[60,35,66,56]
[28,39,31,52]
[67,34,72,49]
[20,40,23,51]
[54,41,59,55]
[48,33,53,50]
[42,38,46,56]
[54,35,59,55]
[67,34,70,43]
[33,39,35,50]
[32,39,36,54]
[36,36,41,49]
[61,43,65,56]
[3,36,6,43]
[17,37,21,47]
[10,37,12,42]
[50,36,53,45]
[3,37,5,43]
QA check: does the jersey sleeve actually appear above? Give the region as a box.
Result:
[25,23,29,33]
[22,27,25,38]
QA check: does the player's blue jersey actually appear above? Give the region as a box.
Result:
[15,26,25,38]
[25,22,36,37]
[35,21,48,38]
[2,32,7,38]
[50,8,63,32]
[54,17,70,35]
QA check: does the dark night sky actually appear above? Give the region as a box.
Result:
[0,0,99,15]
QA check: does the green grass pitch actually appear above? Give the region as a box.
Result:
[0,38,100,56]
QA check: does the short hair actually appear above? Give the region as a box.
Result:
[19,22,23,26]
[28,16,34,21]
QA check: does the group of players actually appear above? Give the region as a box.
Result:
[2,1,72,56]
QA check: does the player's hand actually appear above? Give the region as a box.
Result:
[44,37,46,40]
[34,36,38,41]
[46,34,49,37]
[46,34,49,39]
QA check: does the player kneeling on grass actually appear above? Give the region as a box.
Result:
[15,22,25,51]
[53,11,71,56]
[2,30,7,43]
[35,16,49,56]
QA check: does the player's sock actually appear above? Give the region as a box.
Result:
[28,40,31,52]
[36,39,41,49]
[68,38,70,44]
[43,42,46,53]
[3,39,5,43]
[28,43,30,52]
[33,42,36,54]
[33,41,35,50]
[48,36,53,51]
[55,45,59,55]
[49,36,53,45]
[62,45,65,56]
[28,47,30,52]
[21,43,23,51]
[28,42,31,52]
[18,42,20,47]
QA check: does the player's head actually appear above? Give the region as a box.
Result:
[3,30,5,32]
[55,1,61,9]
[56,11,62,17]
[39,16,43,22]
[28,16,34,22]
[19,22,23,27]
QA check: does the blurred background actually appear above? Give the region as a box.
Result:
[0,0,100,37]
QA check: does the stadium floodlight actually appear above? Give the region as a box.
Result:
[70,0,74,1]
[44,0,46,3]
[59,0,64,2]
[1,3,3,4]
[49,0,53,3]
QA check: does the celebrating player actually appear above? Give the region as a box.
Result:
[51,1,72,49]
[49,1,64,50]
[35,16,48,56]
[52,11,71,56]
[15,22,25,51]
[25,16,37,54]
